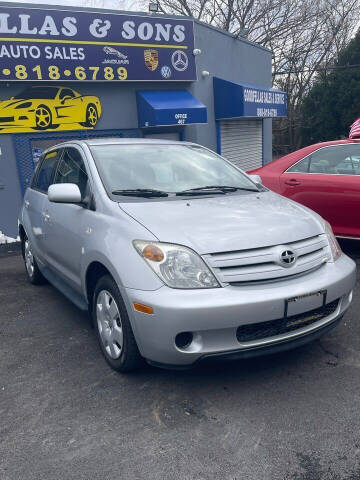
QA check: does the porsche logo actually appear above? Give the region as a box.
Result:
[144,49,159,71]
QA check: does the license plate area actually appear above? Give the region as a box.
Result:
[285,290,327,324]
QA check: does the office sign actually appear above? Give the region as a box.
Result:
[0,6,196,81]
[137,90,207,127]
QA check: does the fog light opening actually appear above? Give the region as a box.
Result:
[175,332,193,350]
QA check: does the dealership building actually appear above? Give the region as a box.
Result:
[0,2,286,238]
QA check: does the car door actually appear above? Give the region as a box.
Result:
[42,146,92,292]
[55,88,82,123]
[23,150,61,263]
[279,144,360,237]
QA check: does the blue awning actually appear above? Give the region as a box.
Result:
[137,90,207,128]
[213,77,287,119]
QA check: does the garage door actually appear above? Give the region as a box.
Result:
[220,119,263,171]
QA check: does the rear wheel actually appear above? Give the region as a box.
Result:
[22,235,46,285]
[93,275,143,372]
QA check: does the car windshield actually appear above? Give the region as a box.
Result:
[13,88,58,100]
[90,144,259,196]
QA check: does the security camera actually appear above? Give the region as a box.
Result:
[148,1,159,13]
[193,49,202,56]
[202,70,210,77]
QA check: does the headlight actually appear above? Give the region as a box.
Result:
[133,240,220,289]
[324,220,341,262]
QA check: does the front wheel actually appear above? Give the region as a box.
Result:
[93,275,143,372]
[34,105,52,130]
[22,235,46,285]
[81,104,98,127]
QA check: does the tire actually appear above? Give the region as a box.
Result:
[22,234,46,285]
[34,105,52,130]
[92,275,144,372]
[81,104,98,128]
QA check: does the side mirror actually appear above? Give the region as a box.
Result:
[248,174,262,184]
[48,183,82,204]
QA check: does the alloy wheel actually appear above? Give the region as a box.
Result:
[35,107,51,128]
[96,290,123,359]
[87,106,98,126]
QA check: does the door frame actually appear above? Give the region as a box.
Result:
[13,128,141,195]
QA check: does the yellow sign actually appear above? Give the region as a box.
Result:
[0,85,102,133]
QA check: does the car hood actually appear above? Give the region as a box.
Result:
[119,191,324,254]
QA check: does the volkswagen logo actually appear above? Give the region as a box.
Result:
[171,50,189,72]
[280,249,297,267]
[161,65,172,79]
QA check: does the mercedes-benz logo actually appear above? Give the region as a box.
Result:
[171,50,189,72]
[280,249,296,267]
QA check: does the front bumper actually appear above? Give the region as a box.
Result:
[126,254,356,367]
[0,111,35,129]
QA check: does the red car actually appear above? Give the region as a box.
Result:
[248,139,360,239]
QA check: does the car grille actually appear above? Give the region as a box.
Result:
[236,299,339,343]
[204,235,329,284]
[0,116,14,122]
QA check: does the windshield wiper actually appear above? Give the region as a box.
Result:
[112,188,169,198]
[175,185,258,196]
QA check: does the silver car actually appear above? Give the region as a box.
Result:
[19,139,356,372]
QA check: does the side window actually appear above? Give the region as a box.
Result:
[308,144,360,175]
[287,157,309,173]
[33,150,61,193]
[309,147,339,174]
[333,145,360,175]
[30,157,43,188]
[59,88,75,100]
[53,147,88,198]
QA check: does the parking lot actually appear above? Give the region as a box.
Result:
[0,241,359,480]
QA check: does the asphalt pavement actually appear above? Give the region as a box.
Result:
[0,240,359,480]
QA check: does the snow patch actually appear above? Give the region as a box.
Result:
[0,231,18,244]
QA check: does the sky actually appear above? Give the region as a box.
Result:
[0,0,142,11]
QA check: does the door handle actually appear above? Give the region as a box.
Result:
[24,200,30,208]
[284,179,301,186]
